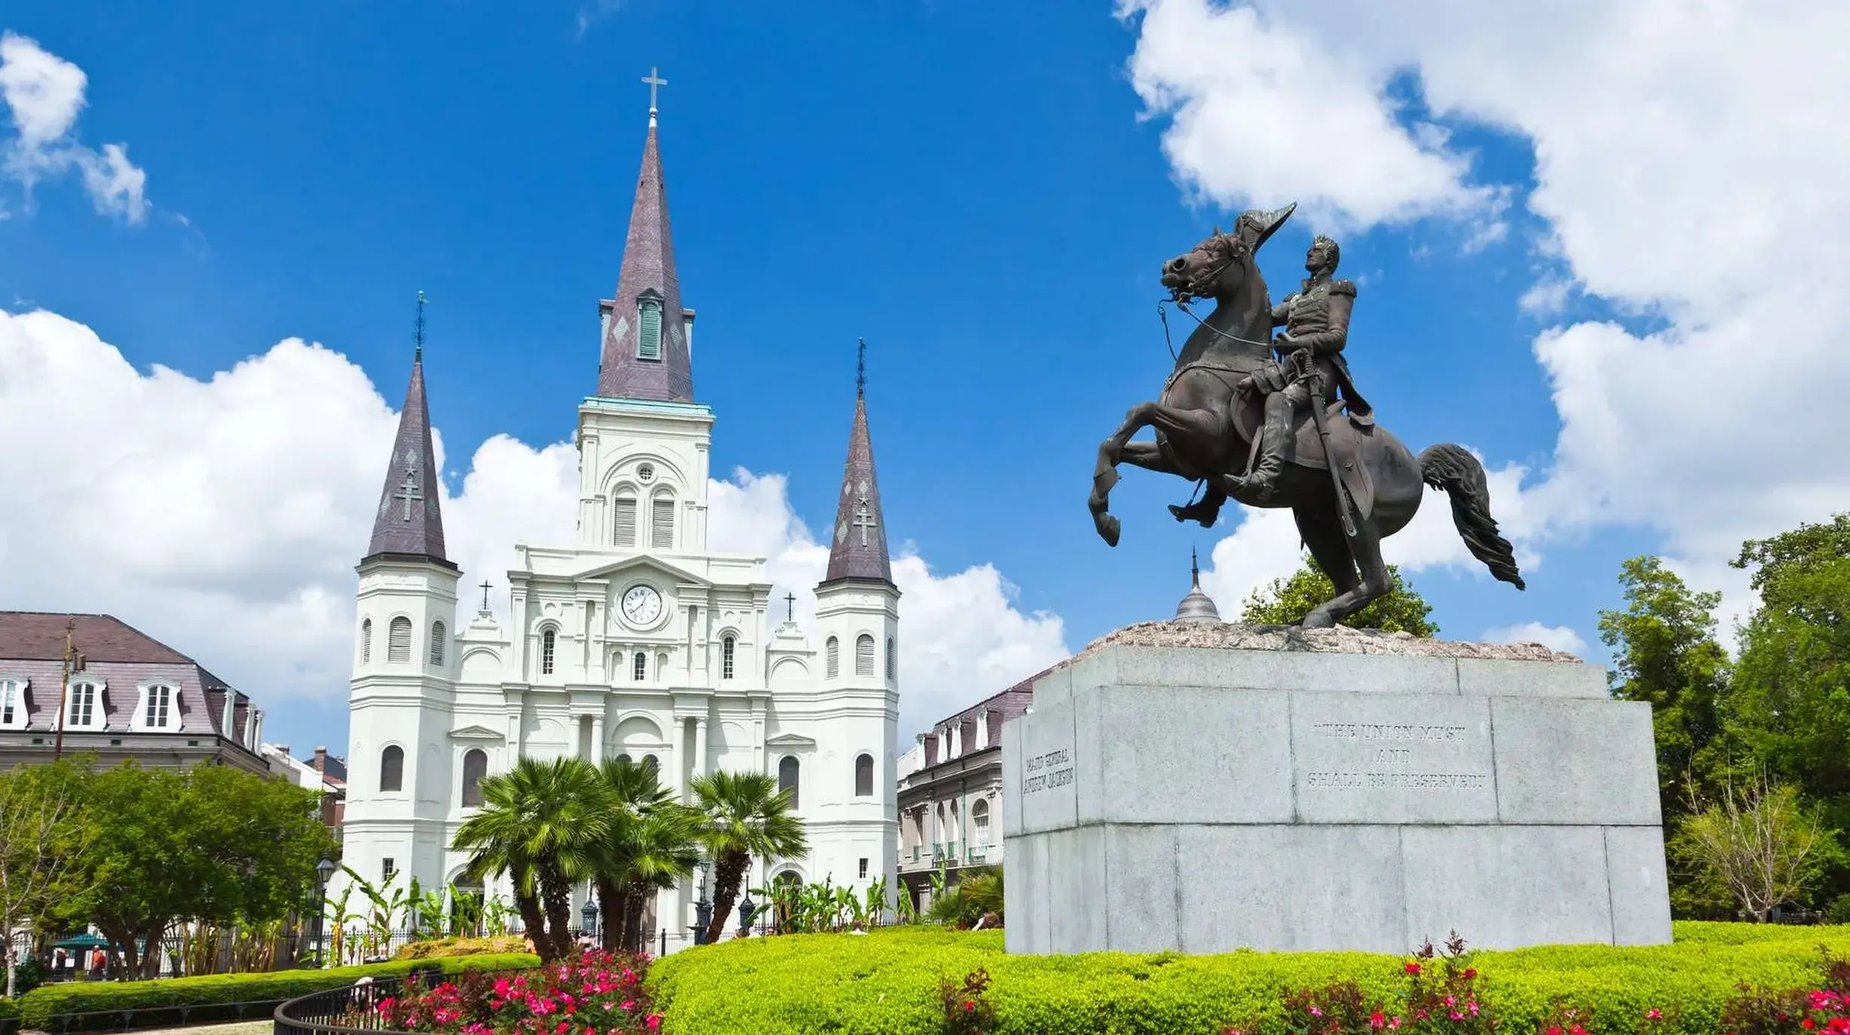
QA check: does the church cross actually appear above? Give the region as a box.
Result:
[480,580,493,611]
[641,67,667,113]
[784,592,796,623]
[852,498,878,547]
[395,469,423,521]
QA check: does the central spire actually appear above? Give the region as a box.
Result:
[596,72,692,402]
[366,320,451,567]
[823,340,892,585]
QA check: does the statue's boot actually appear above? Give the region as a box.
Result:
[1167,498,1218,525]
[1226,395,1290,501]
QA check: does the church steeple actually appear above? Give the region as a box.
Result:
[823,339,892,585]
[596,71,692,403]
[365,340,451,567]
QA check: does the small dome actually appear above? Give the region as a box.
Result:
[1173,549,1221,624]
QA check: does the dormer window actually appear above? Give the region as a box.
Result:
[136,683,175,731]
[0,678,26,730]
[66,680,104,730]
[637,293,663,361]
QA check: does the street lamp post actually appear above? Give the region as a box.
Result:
[737,891,757,938]
[313,858,336,969]
[690,863,711,946]
[581,900,599,944]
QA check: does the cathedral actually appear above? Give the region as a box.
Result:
[336,98,900,951]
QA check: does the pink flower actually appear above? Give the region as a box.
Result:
[1405,962,1422,975]
[1369,1011,1387,1029]
[621,1000,636,1012]
[1310,1007,1325,1018]
[1449,1011,1465,1021]
[646,1016,662,1031]
[964,1000,976,1012]
[1646,1009,1664,1021]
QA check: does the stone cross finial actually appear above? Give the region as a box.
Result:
[479,580,493,611]
[784,591,796,623]
[642,67,667,116]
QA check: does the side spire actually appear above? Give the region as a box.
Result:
[1173,547,1221,623]
[823,340,892,585]
[365,302,451,566]
[596,70,692,402]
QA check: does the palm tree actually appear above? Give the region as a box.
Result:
[592,758,701,952]
[691,770,808,944]
[451,756,612,962]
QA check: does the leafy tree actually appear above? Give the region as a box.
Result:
[452,757,612,963]
[1726,514,1850,902]
[1598,556,1733,827]
[51,761,333,979]
[0,760,92,996]
[591,758,700,953]
[691,770,807,946]
[1673,778,1839,921]
[1240,560,1438,636]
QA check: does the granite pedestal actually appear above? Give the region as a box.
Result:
[1001,623,1671,955]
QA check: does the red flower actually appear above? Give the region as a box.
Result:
[1804,1021,1818,1031]
[1370,1012,1386,1029]
[963,1000,976,1012]
[1463,967,1477,980]
[1405,962,1422,975]
[1647,1009,1664,1021]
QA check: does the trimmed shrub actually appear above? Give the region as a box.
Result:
[15,951,537,1031]
[646,923,1850,1035]
[395,936,531,960]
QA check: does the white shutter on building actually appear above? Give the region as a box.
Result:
[652,498,675,549]
[388,617,412,663]
[613,497,638,546]
[855,634,875,676]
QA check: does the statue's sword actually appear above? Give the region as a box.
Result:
[1303,366,1359,539]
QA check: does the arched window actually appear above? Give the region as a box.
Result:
[855,634,875,676]
[633,651,647,681]
[641,754,658,774]
[778,755,800,810]
[825,637,839,678]
[854,753,874,798]
[616,753,632,765]
[886,637,895,679]
[637,295,663,360]
[651,493,675,550]
[387,617,413,664]
[721,636,736,679]
[540,629,556,675]
[972,798,991,847]
[430,621,446,665]
[613,493,638,547]
[380,745,405,793]
[656,651,669,678]
[143,684,173,729]
[460,749,487,807]
[360,618,373,664]
[67,681,100,729]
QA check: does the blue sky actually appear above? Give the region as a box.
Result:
[6,1,1842,757]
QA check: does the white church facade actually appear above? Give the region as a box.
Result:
[336,99,900,951]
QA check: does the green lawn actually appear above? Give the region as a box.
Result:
[648,922,1850,1035]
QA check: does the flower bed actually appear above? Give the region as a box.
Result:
[373,950,663,1035]
[645,922,1850,1035]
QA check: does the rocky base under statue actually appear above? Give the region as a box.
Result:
[1001,621,1671,955]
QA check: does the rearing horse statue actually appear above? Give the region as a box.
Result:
[1087,204,1525,627]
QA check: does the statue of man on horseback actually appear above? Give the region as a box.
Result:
[1227,234,1375,500]
[1088,204,1526,628]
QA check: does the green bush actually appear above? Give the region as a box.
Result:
[14,951,537,1031]
[395,936,531,960]
[647,923,1850,1035]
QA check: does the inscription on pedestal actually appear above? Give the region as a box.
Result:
[1291,696,1496,823]
[1023,747,1075,796]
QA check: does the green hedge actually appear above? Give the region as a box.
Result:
[14,951,538,1031]
[647,923,1850,1035]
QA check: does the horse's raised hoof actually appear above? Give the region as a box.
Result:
[1167,502,1215,527]
[1095,514,1121,547]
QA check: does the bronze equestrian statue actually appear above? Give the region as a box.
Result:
[1087,204,1524,628]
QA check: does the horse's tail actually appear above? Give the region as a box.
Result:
[1417,444,1526,590]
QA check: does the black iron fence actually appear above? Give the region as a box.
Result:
[272,974,410,1035]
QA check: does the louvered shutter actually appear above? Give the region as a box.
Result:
[388,617,412,663]
[613,497,637,546]
[855,634,875,676]
[638,301,662,360]
[652,498,675,549]
[825,637,839,678]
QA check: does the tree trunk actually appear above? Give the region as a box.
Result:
[703,850,747,946]
[538,867,572,962]
[595,879,622,953]
[513,890,548,961]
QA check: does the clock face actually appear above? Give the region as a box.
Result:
[621,584,663,626]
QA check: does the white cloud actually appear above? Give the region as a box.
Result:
[0,308,1065,744]
[1121,0,1850,615]
[1482,621,1587,657]
[0,32,149,222]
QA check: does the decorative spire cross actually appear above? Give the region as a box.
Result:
[856,337,867,399]
[395,469,423,521]
[784,591,796,623]
[642,67,667,117]
[480,580,493,611]
[852,498,878,546]
[414,290,428,359]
